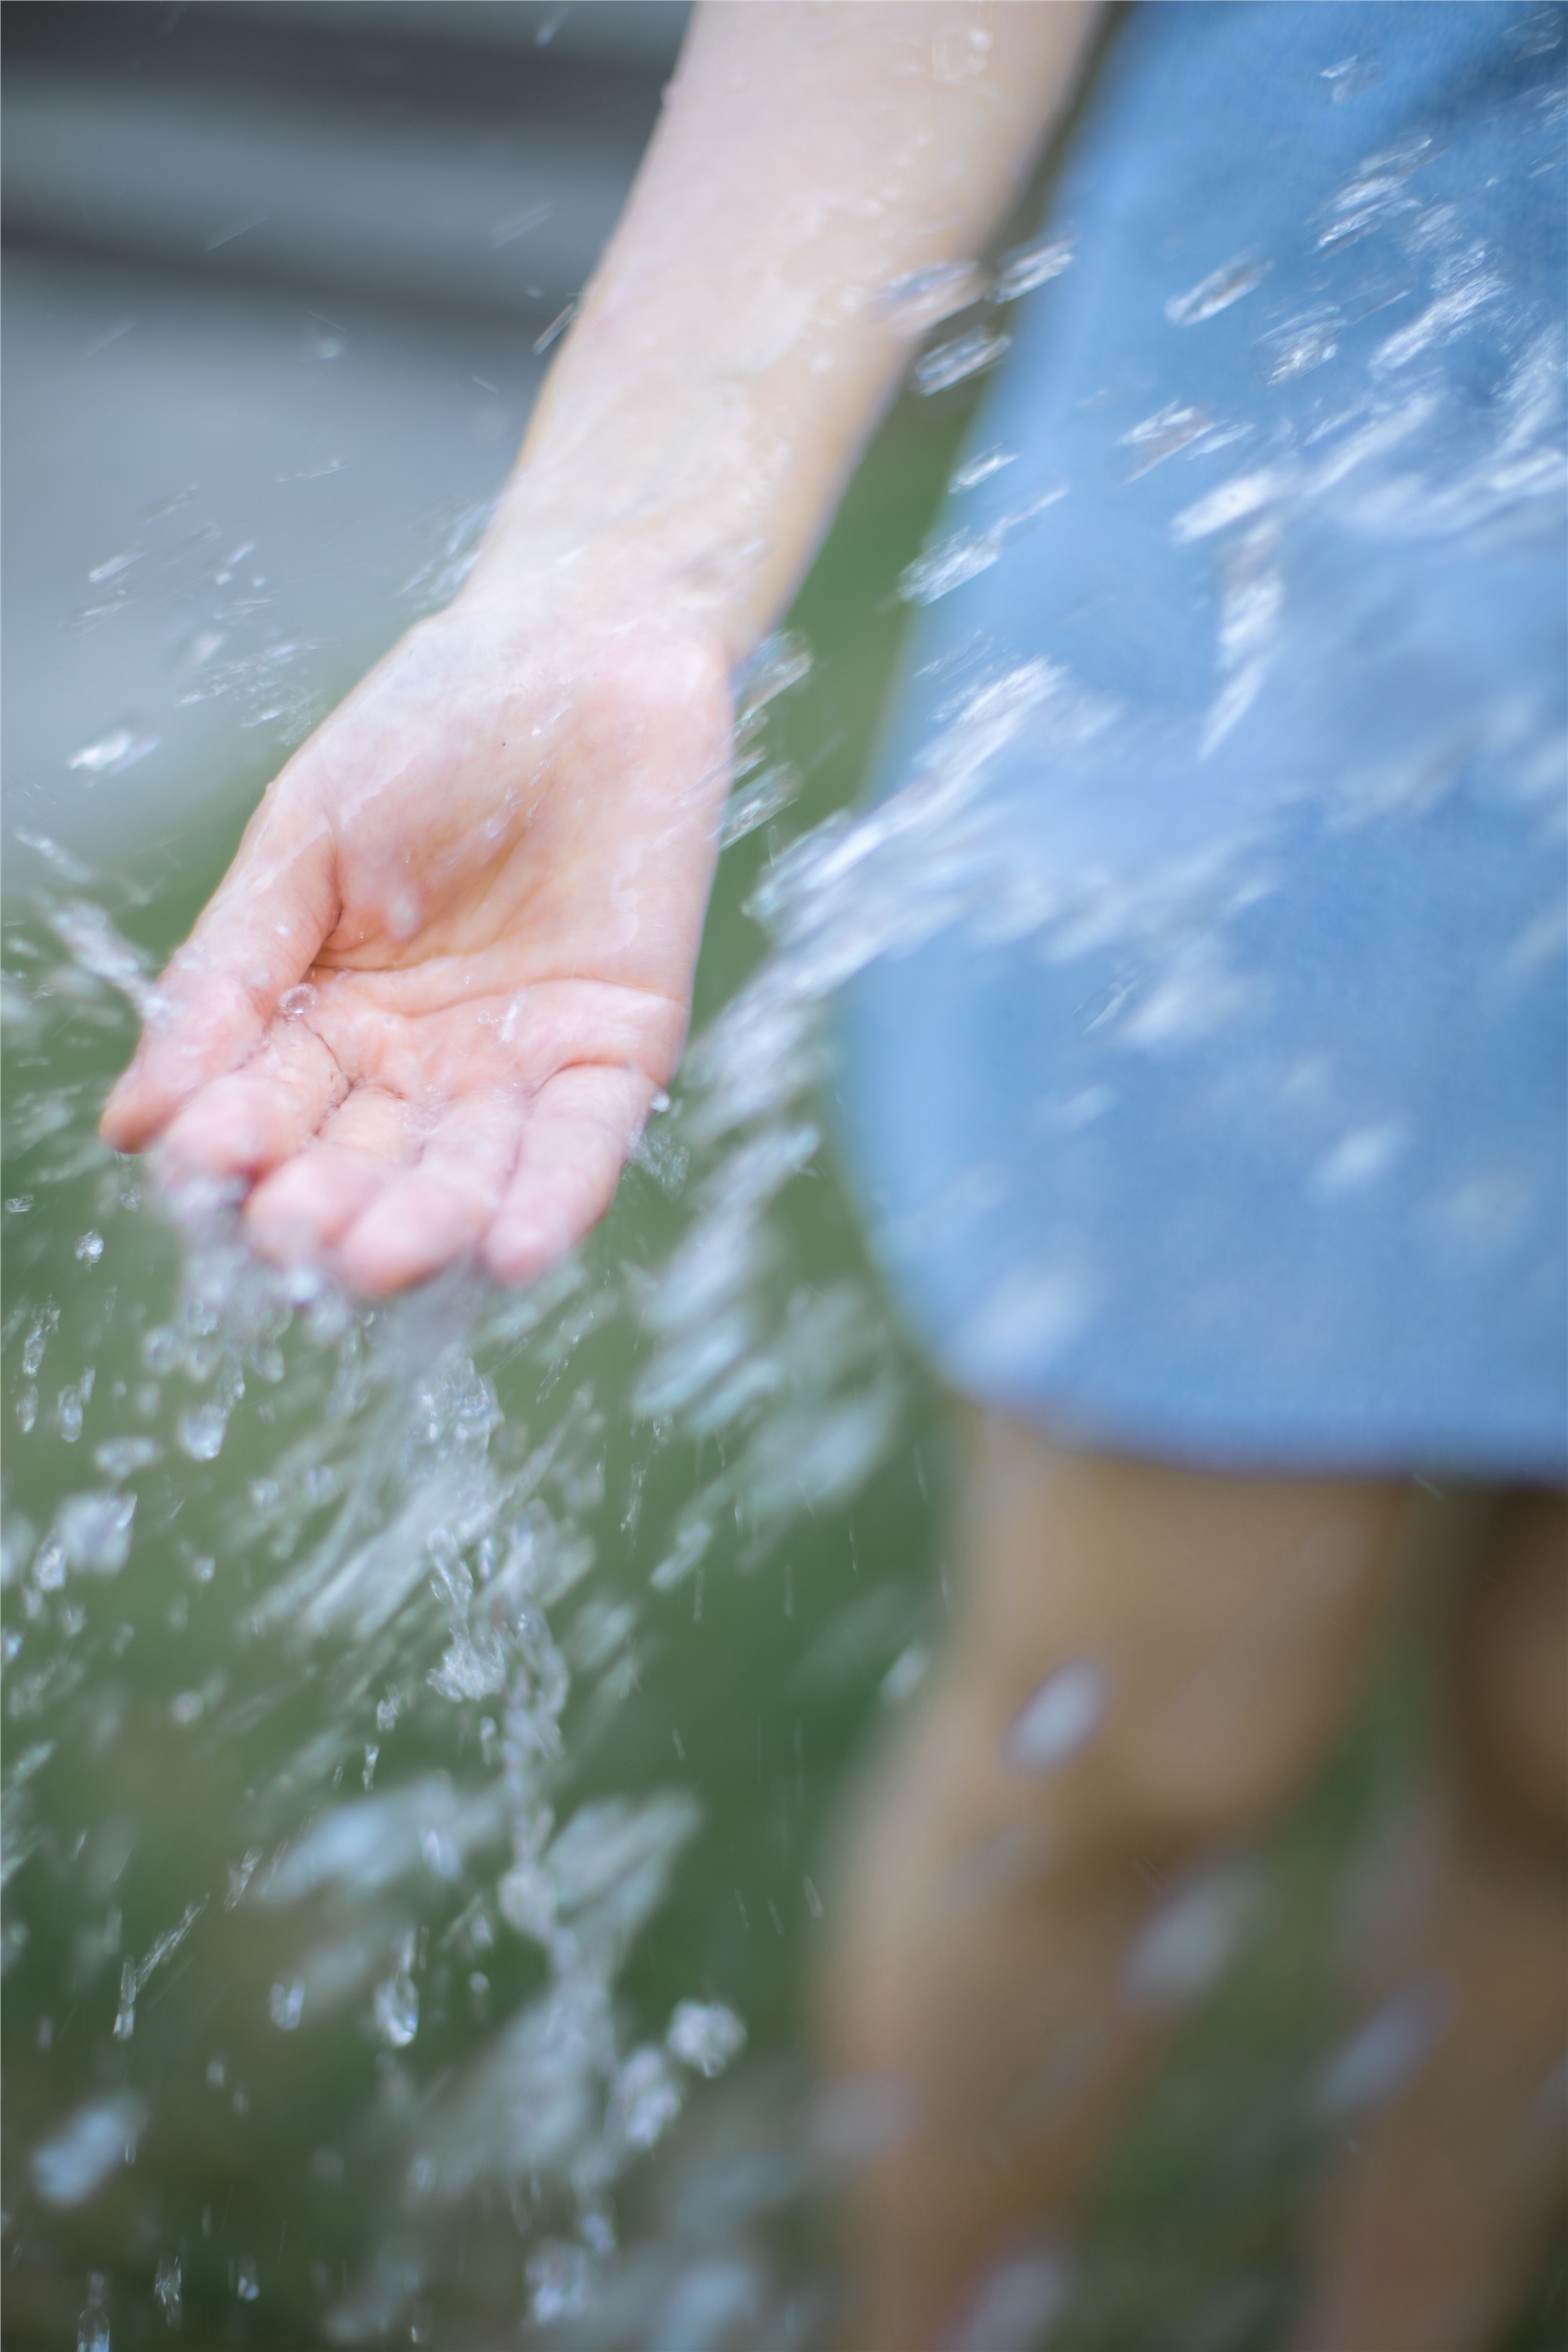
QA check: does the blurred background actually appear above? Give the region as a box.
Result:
[3,0,690,873]
[3,9,1565,2352]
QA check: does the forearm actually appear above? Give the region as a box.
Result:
[470,0,1102,660]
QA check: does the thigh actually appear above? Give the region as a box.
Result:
[817,1418,1415,2343]
[946,1414,1414,1853]
[820,1415,1415,2093]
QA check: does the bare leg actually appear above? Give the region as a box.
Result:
[818,1415,1411,2349]
[1289,1492,1568,2352]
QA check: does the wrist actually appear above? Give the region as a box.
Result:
[466,283,902,665]
[430,526,742,732]
[466,454,782,669]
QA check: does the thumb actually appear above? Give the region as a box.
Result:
[100,798,339,1153]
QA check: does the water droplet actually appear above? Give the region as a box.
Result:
[992,234,1076,302]
[22,1314,53,1380]
[1120,402,1215,477]
[1165,252,1269,327]
[177,1399,232,1461]
[373,1967,419,2050]
[31,2093,147,2205]
[1123,1867,1258,2006]
[76,2274,111,2352]
[608,2045,682,2151]
[87,550,140,586]
[952,2247,1074,2352]
[913,328,1011,396]
[1373,264,1502,372]
[1004,1660,1107,1775]
[56,1377,93,1443]
[650,1517,712,1592]
[92,1437,161,1479]
[533,302,576,357]
[385,888,422,942]
[1316,1978,1451,2118]
[880,1644,930,1704]
[153,2255,182,2326]
[1322,53,1384,101]
[953,1265,1094,1386]
[666,1999,746,2078]
[899,524,1007,604]
[1309,1120,1406,1200]
[67,724,160,779]
[720,762,798,848]
[1172,466,1289,543]
[52,1493,136,1577]
[950,445,1016,492]
[527,2242,592,2324]
[269,1977,306,2031]
[1263,314,1341,383]
[869,260,986,336]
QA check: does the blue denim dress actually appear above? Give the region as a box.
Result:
[837,2,1567,1478]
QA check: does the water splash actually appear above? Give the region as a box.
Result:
[67,725,161,781]
[913,327,1012,397]
[1,632,914,2338]
[869,260,987,336]
[1164,251,1270,327]
[992,232,1076,303]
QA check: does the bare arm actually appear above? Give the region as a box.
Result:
[102,2,1102,1294]
[484,2,1102,652]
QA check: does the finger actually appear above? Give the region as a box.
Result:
[484,1064,653,1287]
[336,1087,528,1295]
[245,1086,424,1265]
[154,1018,347,1182]
[100,800,337,1152]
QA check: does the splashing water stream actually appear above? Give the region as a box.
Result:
[3,601,948,2343]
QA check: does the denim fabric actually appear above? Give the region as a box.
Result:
[837,2,1568,1475]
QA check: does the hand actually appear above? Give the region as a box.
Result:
[100,583,732,1294]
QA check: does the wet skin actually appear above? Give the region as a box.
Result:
[100,0,1100,1297]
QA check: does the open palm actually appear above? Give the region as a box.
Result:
[101,597,732,1294]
